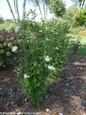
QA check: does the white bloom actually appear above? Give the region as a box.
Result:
[17,112,21,115]
[66,83,69,86]
[25,98,27,101]
[48,66,55,70]
[46,108,49,112]
[45,56,50,62]
[56,47,58,49]
[68,42,70,45]
[15,25,20,31]
[27,40,29,42]
[24,74,30,78]
[45,38,50,41]
[59,113,63,115]
[12,46,18,52]
[39,30,42,32]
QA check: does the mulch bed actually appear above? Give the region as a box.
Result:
[0,52,86,115]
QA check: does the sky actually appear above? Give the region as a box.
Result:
[0,0,73,21]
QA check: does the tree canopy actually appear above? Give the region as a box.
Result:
[0,15,4,24]
[63,5,78,25]
[45,0,66,17]
[72,0,86,8]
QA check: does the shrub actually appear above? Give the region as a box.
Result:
[0,29,19,69]
[74,8,86,27]
[78,30,86,36]
[69,26,86,35]
[0,21,16,31]
[15,19,69,105]
[69,36,81,54]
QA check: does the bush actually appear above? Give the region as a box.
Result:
[0,15,4,24]
[0,29,19,69]
[69,36,81,54]
[15,19,69,105]
[0,21,16,31]
[69,26,86,35]
[78,30,86,36]
[74,8,86,27]
[63,5,78,26]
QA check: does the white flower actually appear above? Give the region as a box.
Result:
[27,40,29,42]
[48,66,55,70]
[25,98,27,101]
[59,113,63,115]
[39,30,42,32]
[45,38,50,41]
[17,112,21,115]
[45,56,50,62]
[46,108,49,112]
[12,46,18,52]
[68,42,70,45]
[66,83,69,86]
[24,74,30,78]
[56,47,58,49]
[15,25,20,31]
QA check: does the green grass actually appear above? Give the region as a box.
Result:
[67,34,86,56]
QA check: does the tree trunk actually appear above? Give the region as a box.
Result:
[45,5,48,19]
[36,0,43,19]
[22,0,26,19]
[14,0,20,21]
[6,0,16,22]
[42,0,46,19]
[82,0,85,8]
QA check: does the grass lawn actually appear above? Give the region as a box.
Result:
[68,34,86,56]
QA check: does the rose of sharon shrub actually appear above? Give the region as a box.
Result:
[14,19,69,105]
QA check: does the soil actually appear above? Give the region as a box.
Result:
[0,52,86,115]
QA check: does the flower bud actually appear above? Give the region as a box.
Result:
[6,52,11,56]
[3,42,7,46]
[0,49,5,54]
[0,44,3,48]
[0,35,4,41]
[6,38,10,43]
[10,37,14,41]
[8,42,13,48]
[17,40,21,45]
[13,40,17,45]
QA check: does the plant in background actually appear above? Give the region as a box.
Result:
[0,29,19,69]
[69,36,81,54]
[74,8,86,27]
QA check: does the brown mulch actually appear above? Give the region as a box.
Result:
[0,53,86,115]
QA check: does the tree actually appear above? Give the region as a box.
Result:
[63,5,78,25]
[0,15,4,24]
[6,0,27,22]
[45,0,66,17]
[75,8,86,26]
[6,0,16,22]
[28,0,43,19]
[72,0,86,8]
[22,0,27,19]
[14,0,20,20]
